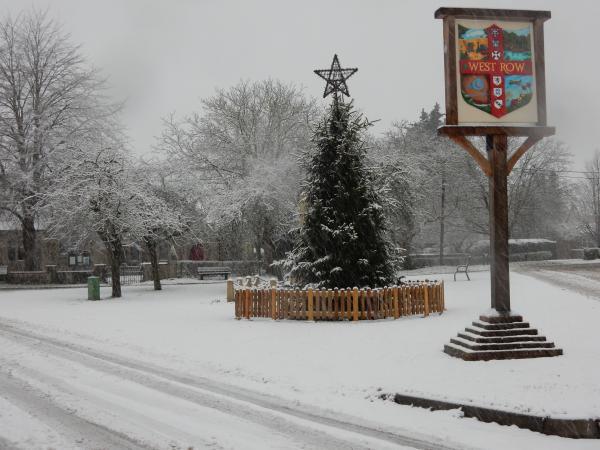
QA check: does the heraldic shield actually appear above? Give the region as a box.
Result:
[458,23,534,118]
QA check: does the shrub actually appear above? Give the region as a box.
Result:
[469,239,556,258]
[583,248,600,260]
[510,251,552,262]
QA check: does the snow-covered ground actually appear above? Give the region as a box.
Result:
[0,270,598,449]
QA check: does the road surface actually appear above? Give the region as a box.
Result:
[515,260,600,301]
[0,319,464,450]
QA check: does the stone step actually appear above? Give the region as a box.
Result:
[457,332,547,344]
[444,343,563,361]
[479,314,523,324]
[472,320,530,330]
[450,337,555,351]
[465,326,538,337]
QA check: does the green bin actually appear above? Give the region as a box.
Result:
[87,276,100,300]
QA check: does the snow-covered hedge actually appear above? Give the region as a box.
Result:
[583,248,600,260]
[469,239,556,258]
[509,251,553,262]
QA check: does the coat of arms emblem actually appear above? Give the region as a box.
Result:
[458,23,534,118]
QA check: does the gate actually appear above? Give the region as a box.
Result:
[120,265,143,285]
[104,265,143,285]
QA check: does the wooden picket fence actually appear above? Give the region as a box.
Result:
[234,281,444,321]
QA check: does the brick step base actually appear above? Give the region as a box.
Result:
[450,337,556,351]
[444,343,563,361]
[479,314,523,323]
[472,320,530,330]
[457,332,547,344]
[445,314,563,361]
[464,326,538,337]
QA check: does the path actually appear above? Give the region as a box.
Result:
[515,261,600,301]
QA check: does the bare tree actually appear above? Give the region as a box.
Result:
[0,10,115,270]
[378,110,574,259]
[156,79,318,265]
[134,160,194,290]
[576,151,600,247]
[46,130,140,298]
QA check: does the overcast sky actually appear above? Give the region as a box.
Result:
[2,0,598,167]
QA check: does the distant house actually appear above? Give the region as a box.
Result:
[0,221,59,271]
[0,220,143,271]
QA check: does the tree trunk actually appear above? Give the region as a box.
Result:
[110,253,122,298]
[22,214,37,271]
[145,238,162,291]
[439,174,446,266]
[596,212,600,248]
[596,177,600,247]
[103,235,124,298]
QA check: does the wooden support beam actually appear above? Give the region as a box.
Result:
[439,125,555,137]
[487,135,511,313]
[448,135,492,177]
[506,135,543,174]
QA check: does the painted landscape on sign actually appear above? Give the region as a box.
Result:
[458,24,534,117]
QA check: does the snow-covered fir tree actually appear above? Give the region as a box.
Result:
[287,99,394,288]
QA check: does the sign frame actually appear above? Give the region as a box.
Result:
[435,8,563,360]
[435,7,554,315]
[436,7,551,128]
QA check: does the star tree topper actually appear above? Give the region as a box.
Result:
[314,54,358,100]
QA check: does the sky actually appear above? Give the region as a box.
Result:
[1,0,598,168]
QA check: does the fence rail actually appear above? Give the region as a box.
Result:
[234,281,444,321]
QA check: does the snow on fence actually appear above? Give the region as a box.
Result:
[234,281,445,321]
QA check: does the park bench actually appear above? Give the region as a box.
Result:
[454,255,470,281]
[197,266,231,280]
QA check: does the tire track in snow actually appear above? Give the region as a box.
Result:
[0,436,19,450]
[0,319,466,450]
[517,268,600,301]
[0,370,153,450]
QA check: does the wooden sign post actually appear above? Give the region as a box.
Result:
[435,7,562,360]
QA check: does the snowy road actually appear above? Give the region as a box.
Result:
[515,261,600,301]
[0,320,460,450]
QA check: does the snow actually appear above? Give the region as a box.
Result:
[0,271,599,449]
[509,239,556,244]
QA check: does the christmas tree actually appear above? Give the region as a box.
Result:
[287,94,394,288]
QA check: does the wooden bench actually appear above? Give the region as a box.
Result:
[454,255,470,281]
[197,266,231,280]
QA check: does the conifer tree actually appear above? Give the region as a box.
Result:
[287,99,394,288]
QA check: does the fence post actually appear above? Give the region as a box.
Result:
[352,287,359,321]
[227,279,235,302]
[441,280,445,311]
[307,288,314,321]
[423,283,430,317]
[271,287,277,320]
[393,286,399,319]
[244,289,251,320]
[235,290,240,319]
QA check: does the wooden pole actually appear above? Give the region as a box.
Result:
[424,283,430,317]
[352,287,359,321]
[227,279,235,302]
[244,289,250,319]
[307,288,314,321]
[487,134,511,313]
[441,280,445,311]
